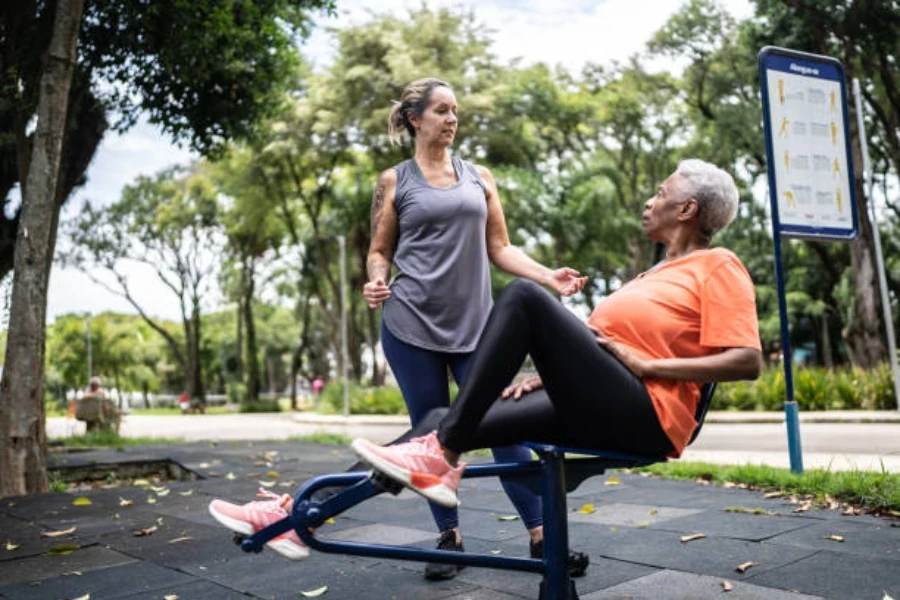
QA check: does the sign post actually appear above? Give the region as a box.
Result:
[758,46,860,473]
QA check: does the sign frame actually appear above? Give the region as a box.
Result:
[759,46,859,240]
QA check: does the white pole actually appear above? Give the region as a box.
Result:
[338,234,350,417]
[86,315,92,382]
[853,78,900,410]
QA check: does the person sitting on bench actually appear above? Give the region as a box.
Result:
[351,158,763,508]
[208,159,762,561]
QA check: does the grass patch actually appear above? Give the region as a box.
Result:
[51,430,184,448]
[633,461,900,513]
[288,432,352,445]
[127,405,235,416]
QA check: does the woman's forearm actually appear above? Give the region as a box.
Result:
[367,251,392,282]
[489,244,551,286]
[644,348,763,382]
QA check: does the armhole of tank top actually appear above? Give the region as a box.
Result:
[460,158,487,194]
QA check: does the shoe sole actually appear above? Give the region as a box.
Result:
[351,439,459,508]
[208,503,309,561]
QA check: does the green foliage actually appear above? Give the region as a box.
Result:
[713,364,897,411]
[635,461,900,512]
[318,382,407,416]
[239,399,281,413]
[52,431,183,448]
[289,432,351,445]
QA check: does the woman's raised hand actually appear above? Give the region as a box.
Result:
[363,278,391,309]
[547,268,588,297]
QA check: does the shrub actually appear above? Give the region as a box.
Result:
[713,363,897,411]
[239,399,281,413]
[318,382,408,415]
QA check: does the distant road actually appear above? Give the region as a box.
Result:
[46,414,900,472]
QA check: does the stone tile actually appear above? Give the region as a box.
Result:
[0,560,192,600]
[118,578,250,599]
[746,550,900,600]
[764,517,900,560]
[0,545,136,587]
[650,510,817,541]
[568,503,703,528]
[582,569,825,599]
[326,523,435,545]
[564,524,818,581]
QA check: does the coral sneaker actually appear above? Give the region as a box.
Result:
[208,488,309,561]
[351,431,466,508]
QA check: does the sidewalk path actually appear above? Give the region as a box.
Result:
[1,440,897,599]
[47,411,900,472]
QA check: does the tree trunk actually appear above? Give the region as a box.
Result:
[244,260,260,402]
[188,306,205,401]
[0,0,84,497]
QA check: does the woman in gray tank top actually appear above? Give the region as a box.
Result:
[363,78,588,580]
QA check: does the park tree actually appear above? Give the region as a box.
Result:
[64,166,223,407]
[1,0,334,497]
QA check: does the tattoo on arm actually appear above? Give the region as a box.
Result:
[370,184,386,238]
[367,255,390,282]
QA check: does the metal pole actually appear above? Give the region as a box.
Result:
[85,315,92,382]
[338,235,349,417]
[853,78,900,410]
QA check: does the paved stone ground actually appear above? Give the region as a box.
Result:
[1,441,898,600]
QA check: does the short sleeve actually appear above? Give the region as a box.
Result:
[700,256,762,350]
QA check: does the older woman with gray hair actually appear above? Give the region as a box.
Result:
[352,159,764,510]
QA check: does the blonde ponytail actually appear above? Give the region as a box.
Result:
[386,78,452,145]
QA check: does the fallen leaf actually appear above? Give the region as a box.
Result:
[824,535,844,542]
[118,497,134,507]
[62,570,83,576]
[299,585,328,597]
[324,518,335,525]
[735,561,755,573]
[132,525,158,537]
[168,536,192,544]
[490,549,502,555]
[155,489,170,497]
[496,515,519,522]
[178,490,194,496]
[47,543,78,556]
[680,533,706,543]
[146,496,157,504]
[225,472,236,480]
[578,504,595,514]
[197,462,211,469]
[722,580,733,592]
[266,471,280,479]
[884,593,895,600]
[113,513,120,520]
[41,526,77,538]
[763,491,783,498]
[164,595,180,600]
[151,485,168,493]
[649,509,658,516]
[72,497,92,506]
[132,478,151,487]
[70,594,90,600]
[723,481,737,488]
[5,541,20,551]
[258,480,276,488]
[604,476,621,486]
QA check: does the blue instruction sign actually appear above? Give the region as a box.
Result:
[759,47,858,240]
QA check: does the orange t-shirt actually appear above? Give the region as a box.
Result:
[586,248,761,456]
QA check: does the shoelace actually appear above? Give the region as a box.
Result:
[250,488,289,513]
[402,432,440,456]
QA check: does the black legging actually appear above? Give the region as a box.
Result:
[422,279,673,456]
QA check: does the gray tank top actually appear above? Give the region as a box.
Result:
[383,156,492,352]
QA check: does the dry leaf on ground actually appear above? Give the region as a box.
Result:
[164,595,179,600]
[70,594,90,600]
[497,515,519,521]
[132,525,158,537]
[299,585,328,597]
[41,527,76,538]
[72,497,92,506]
[721,580,734,592]
[5,541,20,551]
[680,533,706,543]
[118,497,133,507]
[47,543,78,556]
[604,476,621,486]
[823,535,844,542]
[579,504,596,514]
[735,561,756,573]
[168,537,192,544]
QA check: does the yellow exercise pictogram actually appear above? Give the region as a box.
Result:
[778,79,785,104]
[783,190,797,208]
[830,121,838,145]
[829,89,837,113]
[835,188,843,213]
[784,150,790,172]
[832,157,840,176]
[778,117,790,137]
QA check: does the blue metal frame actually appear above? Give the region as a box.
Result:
[238,384,717,600]
[758,46,862,473]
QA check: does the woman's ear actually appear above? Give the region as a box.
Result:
[680,198,700,221]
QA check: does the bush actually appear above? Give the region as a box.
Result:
[318,382,408,415]
[227,382,247,404]
[713,363,897,411]
[239,399,281,413]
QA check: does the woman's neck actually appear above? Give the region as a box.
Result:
[414,142,450,168]
[663,239,707,262]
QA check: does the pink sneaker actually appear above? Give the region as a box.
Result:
[208,488,309,561]
[351,431,466,508]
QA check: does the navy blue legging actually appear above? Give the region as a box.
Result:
[381,321,542,532]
